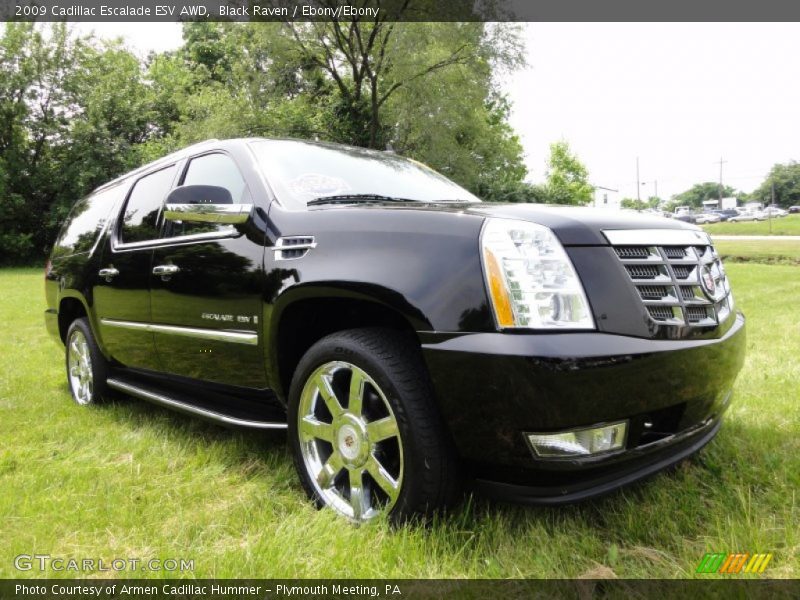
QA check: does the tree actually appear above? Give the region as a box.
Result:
[0,23,156,263]
[670,182,737,210]
[0,20,531,263]
[279,18,516,149]
[752,161,800,208]
[172,21,529,201]
[0,23,79,261]
[542,140,593,205]
[620,198,646,210]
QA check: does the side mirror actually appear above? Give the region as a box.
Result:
[163,185,252,225]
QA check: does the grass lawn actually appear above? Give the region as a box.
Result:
[702,214,800,236]
[1,265,798,579]
[714,238,800,265]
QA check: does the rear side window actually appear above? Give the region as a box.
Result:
[119,166,177,244]
[52,184,127,258]
[166,153,248,239]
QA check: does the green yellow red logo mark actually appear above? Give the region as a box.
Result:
[696,553,773,574]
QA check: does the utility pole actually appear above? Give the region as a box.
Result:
[716,156,728,204]
[636,157,641,202]
[770,181,775,234]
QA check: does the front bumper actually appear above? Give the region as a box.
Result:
[421,313,745,503]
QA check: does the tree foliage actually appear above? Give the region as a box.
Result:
[0,23,156,263]
[669,182,737,210]
[620,196,661,210]
[0,20,530,264]
[752,161,800,208]
[542,140,593,205]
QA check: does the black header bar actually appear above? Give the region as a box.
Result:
[4,0,800,22]
[2,579,799,599]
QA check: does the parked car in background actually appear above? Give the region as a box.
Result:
[712,209,739,222]
[729,210,765,222]
[788,206,800,214]
[673,212,697,224]
[763,206,788,218]
[695,213,721,224]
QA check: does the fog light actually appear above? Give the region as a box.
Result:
[526,421,628,458]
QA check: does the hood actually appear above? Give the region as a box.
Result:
[309,201,700,246]
[465,203,700,245]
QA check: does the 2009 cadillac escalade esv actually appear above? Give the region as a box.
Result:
[45,138,746,523]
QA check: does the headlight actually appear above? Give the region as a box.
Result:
[480,218,595,330]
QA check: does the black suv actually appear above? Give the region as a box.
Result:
[45,138,745,522]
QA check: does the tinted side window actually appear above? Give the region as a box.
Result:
[52,183,127,259]
[167,153,248,239]
[119,166,177,244]
[183,153,247,200]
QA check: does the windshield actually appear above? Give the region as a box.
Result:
[249,140,480,209]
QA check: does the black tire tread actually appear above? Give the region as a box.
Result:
[288,327,461,523]
[65,317,110,405]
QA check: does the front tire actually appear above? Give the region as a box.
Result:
[65,318,109,406]
[288,328,460,524]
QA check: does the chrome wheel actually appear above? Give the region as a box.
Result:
[298,361,404,522]
[67,329,94,405]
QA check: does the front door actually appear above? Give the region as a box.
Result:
[93,164,179,371]
[149,152,267,388]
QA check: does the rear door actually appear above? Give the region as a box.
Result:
[93,164,179,370]
[149,151,268,388]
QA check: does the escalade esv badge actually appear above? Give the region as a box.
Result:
[44,137,746,524]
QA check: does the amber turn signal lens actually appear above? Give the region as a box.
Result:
[483,248,514,328]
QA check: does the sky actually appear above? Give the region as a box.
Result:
[77,22,800,203]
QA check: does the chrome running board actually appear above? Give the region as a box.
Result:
[106,378,287,430]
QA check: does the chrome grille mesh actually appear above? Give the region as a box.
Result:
[612,242,734,327]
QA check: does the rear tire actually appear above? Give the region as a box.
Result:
[288,328,460,524]
[65,318,109,406]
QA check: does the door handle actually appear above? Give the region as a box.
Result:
[152,264,180,277]
[98,267,119,281]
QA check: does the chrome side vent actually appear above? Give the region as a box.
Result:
[274,236,316,261]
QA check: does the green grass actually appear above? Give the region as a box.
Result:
[1,266,798,579]
[702,214,800,236]
[714,238,800,265]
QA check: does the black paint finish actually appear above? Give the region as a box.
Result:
[44,137,747,504]
[421,315,745,473]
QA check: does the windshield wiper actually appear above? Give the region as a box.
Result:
[307,194,415,206]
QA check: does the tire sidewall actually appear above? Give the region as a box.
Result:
[288,331,427,521]
[65,318,108,406]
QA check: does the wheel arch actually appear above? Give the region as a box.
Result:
[57,293,91,343]
[267,283,430,403]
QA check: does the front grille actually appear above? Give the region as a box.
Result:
[648,305,678,321]
[663,247,688,259]
[612,241,733,327]
[616,246,650,259]
[626,264,662,280]
[638,285,670,300]
[686,306,710,322]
